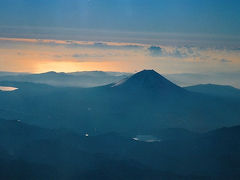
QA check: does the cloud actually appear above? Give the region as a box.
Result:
[220,58,232,63]
[17,52,24,56]
[148,46,163,56]
[232,48,240,51]
[148,46,190,58]
[54,55,63,58]
[80,42,145,50]
[171,49,186,58]
[72,53,104,58]
[0,37,145,50]
[1,37,239,69]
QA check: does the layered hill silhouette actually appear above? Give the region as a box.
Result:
[1,70,240,179]
[0,71,129,87]
[1,118,240,179]
[111,70,185,93]
[185,84,240,98]
[0,70,240,134]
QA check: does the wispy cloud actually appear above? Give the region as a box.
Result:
[148,46,163,56]
[0,37,239,73]
[148,46,192,58]
[72,53,104,59]
[220,58,232,63]
[0,37,145,50]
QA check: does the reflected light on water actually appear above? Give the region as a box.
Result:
[0,86,18,91]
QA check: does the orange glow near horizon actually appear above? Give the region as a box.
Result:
[34,61,135,73]
[0,37,240,74]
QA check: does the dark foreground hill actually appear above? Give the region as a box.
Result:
[0,119,240,179]
[0,70,240,134]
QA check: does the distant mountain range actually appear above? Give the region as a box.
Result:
[1,70,240,179]
[1,70,240,88]
[0,70,240,133]
[166,72,240,89]
[185,84,240,98]
[0,71,130,87]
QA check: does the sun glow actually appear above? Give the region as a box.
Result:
[35,61,131,73]
[0,36,240,74]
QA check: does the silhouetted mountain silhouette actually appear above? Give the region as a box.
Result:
[1,118,240,179]
[112,70,186,95]
[0,70,240,133]
[185,84,240,98]
[0,71,129,87]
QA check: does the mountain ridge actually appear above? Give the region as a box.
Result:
[185,83,240,98]
[111,70,186,95]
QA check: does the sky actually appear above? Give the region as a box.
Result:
[0,0,239,73]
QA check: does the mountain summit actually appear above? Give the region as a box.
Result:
[112,70,185,93]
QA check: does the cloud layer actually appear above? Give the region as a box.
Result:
[0,37,239,73]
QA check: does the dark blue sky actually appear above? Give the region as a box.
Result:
[0,0,240,36]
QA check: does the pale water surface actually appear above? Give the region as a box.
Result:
[0,86,18,91]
